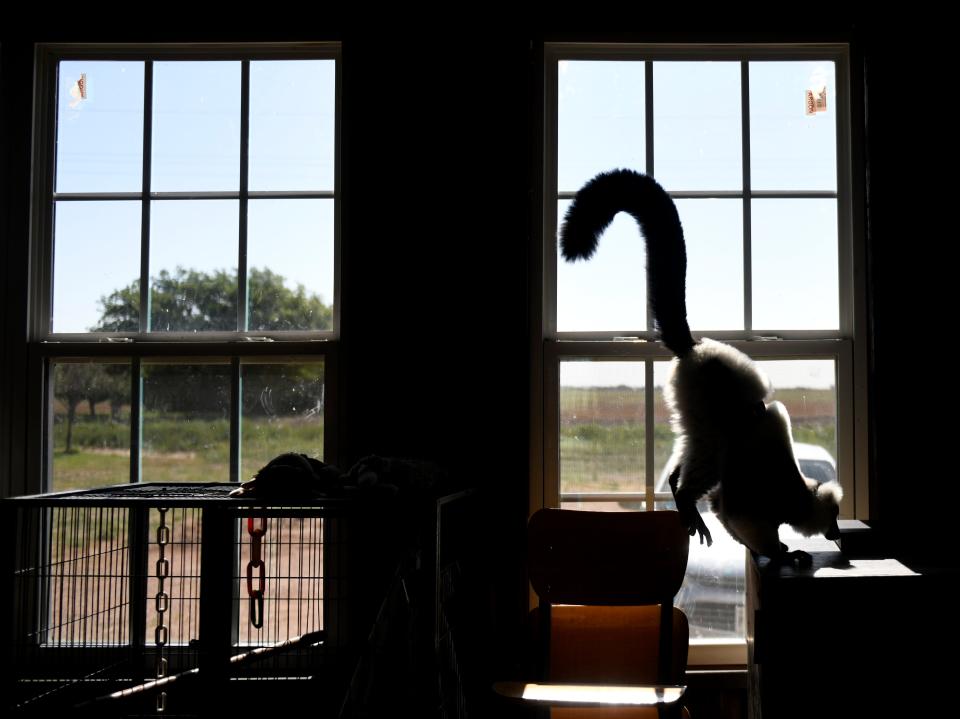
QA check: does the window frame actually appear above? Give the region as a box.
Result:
[533,42,868,665]
[27,42,341,495]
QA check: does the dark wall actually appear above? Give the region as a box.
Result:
[337,35,531,476]
[861,30,959,563]
[1,40,36,500]
[335,34,534,671]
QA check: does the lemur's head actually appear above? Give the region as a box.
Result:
[761,401,844,540]
[739,400,844,541]
[794,479,843,539]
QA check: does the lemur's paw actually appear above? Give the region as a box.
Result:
[689,513,713,547]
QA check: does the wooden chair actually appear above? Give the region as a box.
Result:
[498,509,691,718]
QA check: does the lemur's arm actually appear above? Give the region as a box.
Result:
[668,464,713,547]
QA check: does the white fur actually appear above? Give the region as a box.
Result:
[664,338,844,556]
[664,338,772,499]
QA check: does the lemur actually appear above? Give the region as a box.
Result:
[559,169,843,563]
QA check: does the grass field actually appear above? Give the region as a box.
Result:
[560,385,836,494]
[52,412,324,492]
[51,385,833,495]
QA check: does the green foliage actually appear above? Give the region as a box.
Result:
[52,417,128,449]
[559,421,676,493]
[94,267,332,333]
[51,451,129,492]
[141,417,231,456]
[248,268,332,332]
[52,416,323,490]
[142,363,231,416]
[558,383,837,495]
[792,422,837,456]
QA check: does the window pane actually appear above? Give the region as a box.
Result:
[557,201,648,332]
[675,511,746,639]
[752,199,838,330]
[152,62,240,192]
[56,61,144,193]
[654,62,742,191]
[759,359,837,473]
[241,361,325,481]
[149,200,239,332]
[558,61,645,192]
[560,361,645,496]
[750,61,837,191]
[53,200,141,333]
[247,200,334,331]
[676,199,743,331]
[51,361,131,491]
[141,363,230,482]
[249,60,335,191]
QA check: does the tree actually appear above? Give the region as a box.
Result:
[82,363,127,419]
[54,363,98,453]
[92,268,331,416]
[95,267,332,333]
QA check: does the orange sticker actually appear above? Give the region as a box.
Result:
[805,85,827,115]
[68,73,87,109]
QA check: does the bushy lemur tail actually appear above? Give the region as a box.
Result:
[559,169,695,357]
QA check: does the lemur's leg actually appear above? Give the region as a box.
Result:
[668,464,713,547]
[724,516,807,566]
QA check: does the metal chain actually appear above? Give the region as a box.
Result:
[246,516,267,629]
[155,508,170,713]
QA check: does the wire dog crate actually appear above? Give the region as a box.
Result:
[2,483,430,716]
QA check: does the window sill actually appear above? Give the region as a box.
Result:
[688,638,746,668]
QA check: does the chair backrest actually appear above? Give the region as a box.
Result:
[527,509,691,697]
[528,509,689,606]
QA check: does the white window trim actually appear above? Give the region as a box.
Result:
[27,42,342,495]
[533,42,867,667]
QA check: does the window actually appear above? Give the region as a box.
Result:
[29,44,340,494]
[536,44,867,665]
